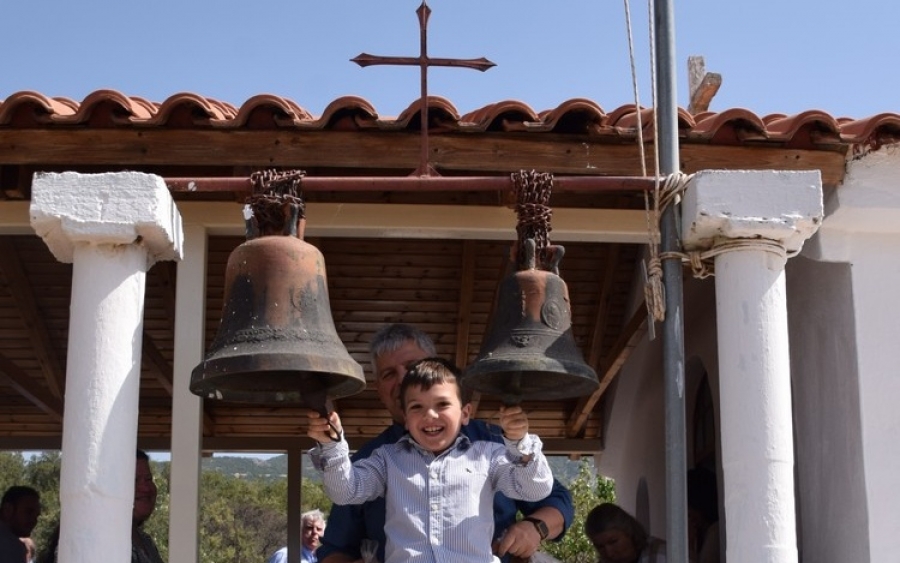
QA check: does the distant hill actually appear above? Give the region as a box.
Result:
[200,453,594,485]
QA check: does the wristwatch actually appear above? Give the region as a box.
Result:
[522,516,549,541]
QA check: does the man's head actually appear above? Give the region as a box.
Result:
[0,486,41,538]
[301,508,326,550]
[399,357,471,454]
[133,449,158,527]
[370,323,437,423]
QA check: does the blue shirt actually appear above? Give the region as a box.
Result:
[267,545,317,563]
[316,420,574,563]
[312,431,553,563]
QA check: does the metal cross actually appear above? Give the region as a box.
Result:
[352,1,495,176]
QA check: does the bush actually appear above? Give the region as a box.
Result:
[542,459,615,563]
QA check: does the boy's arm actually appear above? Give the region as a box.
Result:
[495,406,554,500]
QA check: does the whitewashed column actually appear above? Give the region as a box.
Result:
[682,170,822,563]
[168,223,206,563]
[30,172,182,563]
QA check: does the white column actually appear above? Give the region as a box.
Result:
[30,171,182,563]
[169,224,207,563]
[682,170,822,563]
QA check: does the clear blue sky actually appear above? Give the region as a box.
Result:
[2,0,896,120]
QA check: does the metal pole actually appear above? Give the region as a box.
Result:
[653,0,689,562]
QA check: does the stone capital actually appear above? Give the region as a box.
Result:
[682,170,823,254]
[29,171,183,264]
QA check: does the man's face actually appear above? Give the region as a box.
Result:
[302,518,325,550]
[374,340,430,423]
[133,458,158,526]
[1,495,40,537]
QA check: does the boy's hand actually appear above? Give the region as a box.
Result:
[307,409,343,443]
[499,405,528,442]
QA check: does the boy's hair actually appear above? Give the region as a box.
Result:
[399,357,469,410]
[369,323,437,370]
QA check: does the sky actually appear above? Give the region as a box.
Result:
[2,0,897,121]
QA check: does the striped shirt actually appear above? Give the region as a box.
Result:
[312,432,553,563]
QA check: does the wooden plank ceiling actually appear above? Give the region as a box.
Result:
[0,231,641,453]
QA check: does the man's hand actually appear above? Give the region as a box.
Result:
[499,405,529,442]
[307,409,343,443]
[493,519,543,560]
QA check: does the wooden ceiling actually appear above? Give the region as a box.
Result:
[0,93,855,454]
[0,229,644,454]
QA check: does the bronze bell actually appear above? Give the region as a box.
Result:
[190,171,365,410]
[463,238,599,404]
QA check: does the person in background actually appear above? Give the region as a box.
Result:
[267,509,326,563]
[309,357,554,563]
[585,503,666,563]
[687,467,720,563]
[36,450,164,563]
[316,323,574,563]
[0,485,41,563]
[132,449,165,563]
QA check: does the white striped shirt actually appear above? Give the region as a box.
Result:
[312,432,553,563]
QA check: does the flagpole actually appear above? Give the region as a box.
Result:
[654,0,689,561]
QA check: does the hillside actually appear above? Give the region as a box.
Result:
[200,453,594,485]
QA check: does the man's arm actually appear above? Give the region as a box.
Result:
[319,553,362,563]
[495,479,574,559]
[316,503,365,563]
[494,505,567,559]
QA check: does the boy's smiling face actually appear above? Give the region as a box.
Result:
[403,380,471,454]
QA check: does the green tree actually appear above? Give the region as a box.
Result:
[542,459,616,563]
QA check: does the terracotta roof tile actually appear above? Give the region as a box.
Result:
[1,88,899,150]
[836,113,900,147]
[690,108,768,144]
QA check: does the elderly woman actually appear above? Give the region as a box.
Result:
[585,503,666,563]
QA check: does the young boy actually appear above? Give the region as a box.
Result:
[308,357,554,563]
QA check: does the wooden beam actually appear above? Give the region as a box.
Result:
[142,332,174,396]
[454,240,475,369]
[687,55,722,114]
[0,352,63,422]
[153,261,178,321]
[586,244,621,368]
[0,130,847,186]
[566,304,649,437]
[0,237,66,398]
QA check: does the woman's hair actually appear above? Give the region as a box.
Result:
[585,503,649,555]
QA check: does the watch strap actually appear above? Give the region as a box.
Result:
[522,516,549,540]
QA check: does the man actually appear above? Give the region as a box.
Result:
[268,509,326,563]
[36,451,164,563]
[317,323,574,563]
[0,485,41,563]
[132,449,165,563]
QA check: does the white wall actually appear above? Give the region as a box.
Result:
[596,274,721,542]
[790,142,900,562]
[786,256,868,561]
